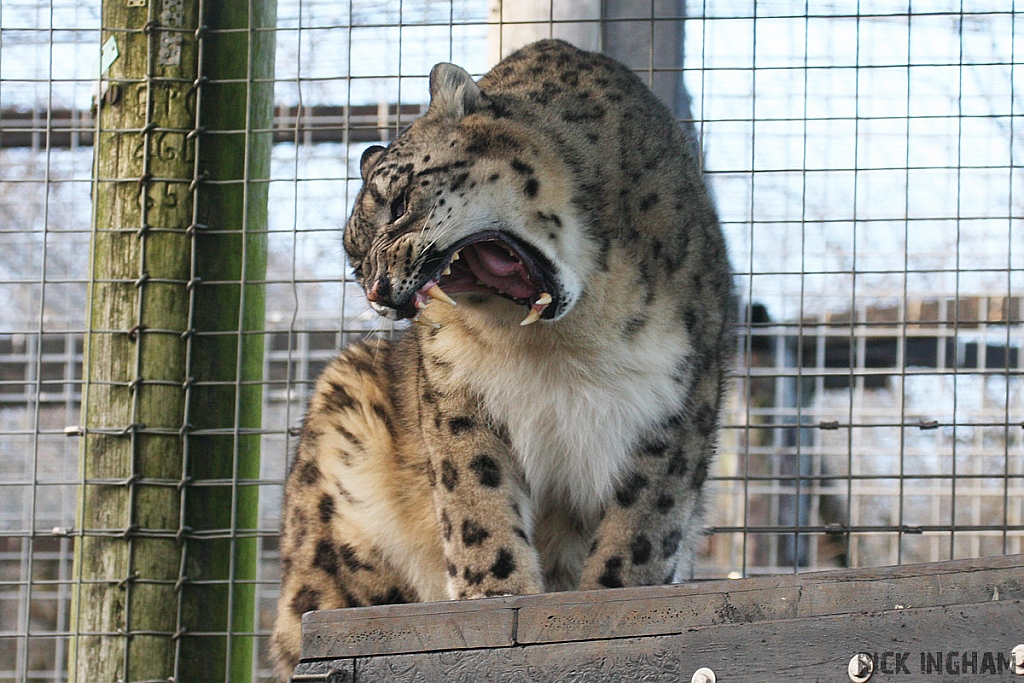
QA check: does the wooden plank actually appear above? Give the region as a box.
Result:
[516,585,799,644]
[302,598,518,659]
[796,563,1024,618]
[518,557,1024,644]
[344,600,1024,683]
[299,555,1024,660]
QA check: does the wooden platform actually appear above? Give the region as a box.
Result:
[292,554,1024,682]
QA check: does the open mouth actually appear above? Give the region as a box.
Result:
[406,230,559,327]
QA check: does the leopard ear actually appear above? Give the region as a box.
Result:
[428,63,484,119]
[359,145,387,180]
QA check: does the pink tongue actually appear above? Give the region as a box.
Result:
[464,241,536,299]
[474,241,522,276]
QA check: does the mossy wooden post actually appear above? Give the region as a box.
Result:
[71,1,274,681]
[177,1,275,680]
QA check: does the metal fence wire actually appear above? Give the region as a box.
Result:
[1,0,1021,681]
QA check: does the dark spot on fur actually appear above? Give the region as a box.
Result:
[371,402,394,438]
[313,539,338,575]
[640,439,669,457]
[449,172,471,192]
[370,587,407,605]
[462,518,490,546]
[559,69,579,86]
[441,458,459,491]
[615,472,649,508]
[663,411,687,430]
[343,590,364,608]
[295,459,320,486]
[525,177,539,197]
[447,561,458,577]
[338,543,373,572]
[318,494,335,523]
[326,381,357,411]
[623,315,647,338]
[639,193,659,212]
[631,534,653,565]
[464,567,487,586]
[598,556,624,588]
[469,454,502,487]
[449,416,476,435]
[489,173,500,182]
[683,307,698,334]
[514,526,529,542]
[511,157,534,175]
[667,447,691,476]
[441,509,453,540]
[562,102,606,122]
[333,424,362,451]
[691,458,710,488]
[291,586,321,616]
[656,493,676,514]
[490,547,516,579]
[662,529,682,559]
[695,405,717,437]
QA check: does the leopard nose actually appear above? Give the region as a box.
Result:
[366,277,389,303]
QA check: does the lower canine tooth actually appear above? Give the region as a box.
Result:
[520,308,542,326]
[426,284,457,306]
[520,293,552,327]
[413,314,441,329]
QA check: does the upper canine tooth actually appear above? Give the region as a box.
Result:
[451,251,461,261]
[535,292,552,306]
[520,308,542,326]
[442,265,452,276]
[426,284,457,307]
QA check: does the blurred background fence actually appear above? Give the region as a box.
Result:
[1,0,1021,680]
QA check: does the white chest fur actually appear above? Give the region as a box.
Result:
[443,316,689,516]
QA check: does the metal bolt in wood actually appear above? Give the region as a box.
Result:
[848,653,873,682]
[691,667,716,683]
[1011,645,1024,675]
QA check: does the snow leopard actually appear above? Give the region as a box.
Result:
[271,38,732,680]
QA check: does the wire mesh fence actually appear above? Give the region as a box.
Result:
[0,0,1021,681]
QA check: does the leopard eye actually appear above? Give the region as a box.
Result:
[389,193,407,223]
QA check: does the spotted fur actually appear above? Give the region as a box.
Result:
[271,39,732,680]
